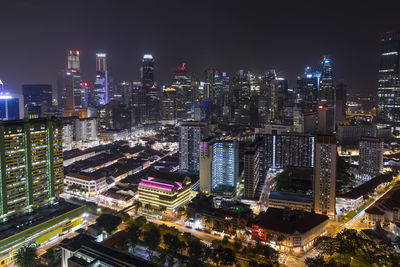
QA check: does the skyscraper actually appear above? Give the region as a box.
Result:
[244,138,264,199]
[199,137,214,193]
[211,139,239,193]
[313,135,337,217]
[141,54,154,91]
[319,56,334,105]
[0,83,24,120]
[172,62,193,120]
[64,50,82,109]
[22,84,53,118]
[0,117,64,222]
[93,53,108,106]
[296,66,321,109]
[179,121,209,173]
[335,83,347,122]
[359,136,384,181]
[377,32,400,128]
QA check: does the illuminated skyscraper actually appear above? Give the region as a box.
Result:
[0,81,24,120]
[179,121,209,173]
[377,32,400,128]
[0,117,64,222]
[313,135,337,217]
[93,53,108,106]
[64,50,82,109]
[141,54,154,91]
[319,56,334,104]
[211,139,239,193]
[296,66,321,109]
[172,62,193,120]
[22,84,52,118]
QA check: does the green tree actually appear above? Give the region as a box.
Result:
[211,246,236,267]
[14,246,39,267]
[188,239,210,266]
[96,213,122,234]
[163,233,185,256]
[133,215,147,227]
[143,226,161,259]
[45,248,57,266]
[126,224,141,252]
[118,212,131,223]
[305,255,325,267]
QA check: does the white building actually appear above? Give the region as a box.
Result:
[359,136,384,181]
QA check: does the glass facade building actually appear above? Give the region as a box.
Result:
[211,140,239,192]
[377,32,400,128]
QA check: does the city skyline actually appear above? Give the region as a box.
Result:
[1,0,400,95]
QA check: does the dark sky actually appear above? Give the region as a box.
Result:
[1,0,400,96]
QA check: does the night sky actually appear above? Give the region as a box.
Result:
[1,0,400,95]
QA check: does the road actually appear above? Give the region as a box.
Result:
[281,182,396,266]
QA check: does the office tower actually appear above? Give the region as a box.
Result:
[0,117,63,222]
[296,66,321,109]
[117,81,132,107]
[141,54,154,91]
[199,137,214,193]
[313,135,337,217]
[317,104,335,134]
[319,56,334,104]
[335,83,347,122]
[377,32,400,127]
[211,139,239,192]
[80,81,89,108]
[244,138,264,199]
[93,53,108,106]
[147,84,161,122]
[204,68,215,101]
[359,137,384,180]
[131,81,146,124]
[231,70,251,123]
[265,70,288,123]
[179,121,209,173]
[213,71,230,104]
[263,132,314,169]
[22,84,53,118]
[161,87,177,121]
[171,62,193,120]
[0,83,24,120]
[98,100,131,130]
[64,50,82,109]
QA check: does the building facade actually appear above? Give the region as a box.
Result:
[377,32,400,128]
[0,117,64,222]
[359,136,384,180]
[179,121,209,173]
[313,135,337,217]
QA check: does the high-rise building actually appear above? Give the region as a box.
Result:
[179,121,209,173]
[93,53,108,106]
[335,83,347,122]
[141,54,154,91]
[359,136,384,180]
[319,56,334,105]
[0,92,24,120]
[64,50,82,110]
[172,62,193,120]
[377,32,400,128]
[147,85,161,122]
[22,84,53,118]
[263,132,315,170]
[161,87,177,121]
[0,117,64,222]
[313,135,337,217]
[317,104,335,134]
[211,139,239,193]
[244,138,264,199]
[131,81,146,124]
[296,66,321,109]
[98,100,131,130]
[199,137,214,193]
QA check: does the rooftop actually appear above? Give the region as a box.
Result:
[0,200,82,241]
[254,208,329,235]
[269,191,312,203]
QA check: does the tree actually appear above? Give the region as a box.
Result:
[118,212,131,223]
[188,239,210,266]
[211,246,236,267]
[96,213,122,234]
[143,226,161,259]
[14,246,39,267]
[126,224,141,252]
[305,255,325,267]
[277,235,285,249]
[163,233,185,254]
[133,216,147,227]
[145,203,152,211]
[45,248,57,266]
